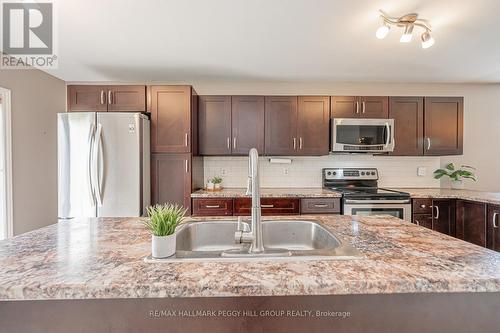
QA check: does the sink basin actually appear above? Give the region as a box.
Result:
[145,220,362,262]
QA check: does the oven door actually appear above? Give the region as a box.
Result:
[343,200,411,221]
[331,118,395,152]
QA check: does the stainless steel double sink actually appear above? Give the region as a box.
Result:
[146,219,361,262]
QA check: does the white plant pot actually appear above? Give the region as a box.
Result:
[152,234,176,258]
[451,180,464,190]
[206,182,214,190]
[214,183,221,190]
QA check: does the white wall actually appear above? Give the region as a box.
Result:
[0,69,66,235]
[188,81,500,192]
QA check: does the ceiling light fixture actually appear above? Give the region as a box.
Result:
[376,10,435,48]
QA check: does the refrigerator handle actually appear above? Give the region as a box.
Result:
[88,125,96,204]
[93,123,103,206]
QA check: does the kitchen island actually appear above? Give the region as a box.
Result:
[1,215,499,332]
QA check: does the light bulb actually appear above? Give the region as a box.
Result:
[400,24,414,43]
[376,24,390,39]
[421,31,435,49]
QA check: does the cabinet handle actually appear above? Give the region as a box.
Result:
[415,220,420,226]
[108,90,113,105]
[362,101,366,114]
[314,204,328,208]
[293,138,297,150]
[233,137,236,149]
[205,205,220,209]
[227,137,230,150]
[261,204,274,208]
[355,102,359,114]
[493,213,499,228]
[427,138,431,150]
[299,137,303,150]
[100,90,106,105]
[185,133,189,147]
[185,159,189,173]
[433,205,440,219]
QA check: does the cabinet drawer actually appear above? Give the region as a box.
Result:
[412,199,433,214]
[412,214,433,229]
[300,198,340,214]
[192,199,233,216]
[234,198,300,216]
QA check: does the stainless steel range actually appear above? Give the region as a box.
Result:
[323,168,411,221]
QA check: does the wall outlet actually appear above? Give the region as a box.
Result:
[283,168,289,175]
[220,168,227,176]
[417,167,427,177]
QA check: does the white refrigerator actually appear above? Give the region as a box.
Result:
[58,112,150,219]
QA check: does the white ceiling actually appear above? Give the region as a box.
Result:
[46,0,500,83]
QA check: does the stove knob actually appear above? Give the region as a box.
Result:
[371,172,376,176]
[333,171,337,176]
[361,172,365,175]
[327,171,332,176]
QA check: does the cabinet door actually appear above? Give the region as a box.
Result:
[331,96,359,118]
[264,96,298,155]
[389,97,424,156]
[413,214,433,229]
[107,85,146,112]
[67,85,107,111]
[300,198,341,214]
[150,86,192,153]
[296,96,330,155]
[432,199,454,236]
[231,96,265,155]
[151,154,191,214]
[456,200,487,247]
[360,97,389,118]
[198,96,232,155]
[487,205,500,252]
[424,97,463,156]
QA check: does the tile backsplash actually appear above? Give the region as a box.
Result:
[203,155,441,188]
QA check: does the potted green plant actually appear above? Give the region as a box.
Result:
[433,163,476,189]
[212,176,223,190]
[143,204,186,258]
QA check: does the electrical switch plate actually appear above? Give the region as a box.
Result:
[417,167,427,176]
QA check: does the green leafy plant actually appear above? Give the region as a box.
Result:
[433,163,476,182]
[143,204,186,236]
[211,176,223,184]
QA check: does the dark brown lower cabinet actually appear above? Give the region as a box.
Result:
[412,199,454,236]
[456,200,487,247]
[300,198,341,214]
[151,154,203,215]
[487,204,500,252]
[233,198,300,216]
[192,199,233,216]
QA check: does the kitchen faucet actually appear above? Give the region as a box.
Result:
[224,148,290,257]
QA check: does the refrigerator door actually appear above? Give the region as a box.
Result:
[96,113,147,217]
[58,112,97,219]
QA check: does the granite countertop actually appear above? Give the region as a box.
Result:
[0,215,499,300]
[191,187,342,198]
[394,188,500,206]
[192,187,500,206]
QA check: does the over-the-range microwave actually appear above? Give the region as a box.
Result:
[331,118,395,153]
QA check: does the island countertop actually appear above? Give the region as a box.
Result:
[0,215,499,301]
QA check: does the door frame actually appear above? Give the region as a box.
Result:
[0,87,13,239]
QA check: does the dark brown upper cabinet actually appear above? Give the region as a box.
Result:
[487,204,500,252]
[264,96,298,155]
[389,97,424,156]
[198,96,232,155]
[107,85,146,112]
[198,96,265,155]
[424,97,463,156]
[456,200,487,247]
[331,96,388,119]
[231,96,265,155]
[67,85,109,112]
[150,85,195,153]
[296,96,330,155]
[67,85,146,112]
